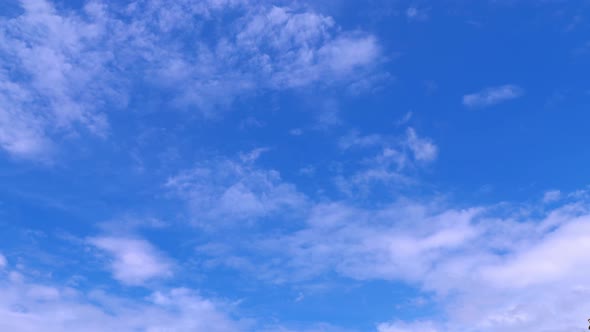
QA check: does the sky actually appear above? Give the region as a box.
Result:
[1,0,590,331]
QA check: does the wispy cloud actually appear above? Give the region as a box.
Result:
[462,84,524,108]
[166,154,307,226]
[335,127,438,195]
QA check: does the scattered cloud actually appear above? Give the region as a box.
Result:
[88,236,173,286]
[463,85,524,108]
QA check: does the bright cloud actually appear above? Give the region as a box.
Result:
[88,236,173,286]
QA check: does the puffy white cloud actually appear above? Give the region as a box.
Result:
[463,85,523,108]
[88,236,173,286]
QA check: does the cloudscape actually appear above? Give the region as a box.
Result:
[1,1,590,331]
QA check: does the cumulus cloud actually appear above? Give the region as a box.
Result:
[0,0,383,159]
[462,85,523,108]
[88,236,173,286]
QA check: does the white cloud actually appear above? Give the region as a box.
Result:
[405,128,437,162]
[0,0,383,159]
[462,85,523,108]
[0,276,241,332]
[131,2,381,114]
[239,147,270,163]
[289,128,303,136]
[262,202,481,282]
[88,236,173,286]
[197,190,590,331]
[0,253,6,269]
[335,128,437,195]
[0,0,115,159]
[166,156,307,226]
[480,214,590,288]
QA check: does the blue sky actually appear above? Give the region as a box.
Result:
[1,0,590,331]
